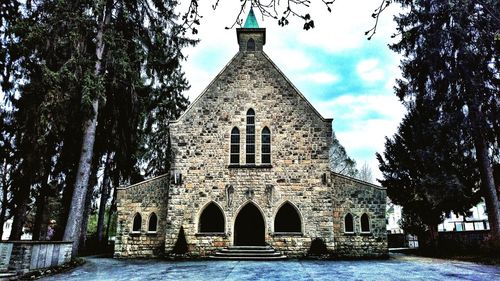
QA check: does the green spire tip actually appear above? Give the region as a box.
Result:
[243,7,259,28]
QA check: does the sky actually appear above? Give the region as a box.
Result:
[178,0,407,181]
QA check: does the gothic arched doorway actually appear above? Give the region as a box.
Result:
[234,202,265,245]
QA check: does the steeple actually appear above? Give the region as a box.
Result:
[243,7,259,28]
[236,7,266,52]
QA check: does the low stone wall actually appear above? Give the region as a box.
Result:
[0,241,72,274]
[438,230,492,253]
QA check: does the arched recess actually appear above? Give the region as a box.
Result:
[247,38,255,51]
[132,213,142,232]
[148,212,158,232]
[344,213,354,233]
[274,201,302,233]
[198,202,225,233]
[234,201,266,245]
[361,213,370,233]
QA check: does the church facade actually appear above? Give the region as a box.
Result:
[114,14,387,259]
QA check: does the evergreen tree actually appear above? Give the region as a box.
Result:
[384,0,500,245]
[377,104,481,248]
[1,0,194,254]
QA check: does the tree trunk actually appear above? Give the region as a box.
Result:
[79,180,95,252]
[9,189,30,241]
[105,185,117,241]
[0,161,10,240]
[63,0,112,256]
[0,192,7,240]
[9,157,33,241]
[32,189,48,241]
[97,153,111,244]
[470,103,500,246]
[32,168,51,241]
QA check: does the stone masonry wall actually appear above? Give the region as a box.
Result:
[166,48,334,257]
[331,172,388,258]
[115,31,389,259]
[114,175,169,258]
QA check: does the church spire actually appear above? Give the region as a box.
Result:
[243,7,259,28]
[236,7,266,52]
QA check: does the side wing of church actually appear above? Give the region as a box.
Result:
[114,12,387,259]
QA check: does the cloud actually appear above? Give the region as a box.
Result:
[300,72,340,84]
[356,59,385,82]
[268,48,312,71]
[316,93,406,180]
[176,0,405,182]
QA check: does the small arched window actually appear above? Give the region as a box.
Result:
[246,109,255,164]
[261,127,271,164]
[230,127,240,164]
[132,213,142,232]
[148,213,158,232]
[247,38,255,51]
[361,213,370,233]
[344,213,354,233]
[274,202,301,233]
[199,202,225,233]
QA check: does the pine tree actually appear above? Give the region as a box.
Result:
[386,0,500,245]
[1,0,194,254]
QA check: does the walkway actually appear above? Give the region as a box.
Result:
[43,253,500,280]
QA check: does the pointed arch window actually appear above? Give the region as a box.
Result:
[148,213,158,232]
[274,202,302,233]
[132,213,142,232]
[361,213,370,233]
[344,213,354,233]
[230,127,240,164]
[246,109,255,164]
[247,38,255,51]
[261,127,271,164]
[199,202,225,233]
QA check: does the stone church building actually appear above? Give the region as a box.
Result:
[114,10,387,259]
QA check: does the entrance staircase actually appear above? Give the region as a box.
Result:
[210,245,286,260]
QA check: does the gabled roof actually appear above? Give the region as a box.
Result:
[172,51,333,124]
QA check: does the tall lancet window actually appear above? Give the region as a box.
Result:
[230,127,240,164]
[246,109,255,164]
[261,127,271,164]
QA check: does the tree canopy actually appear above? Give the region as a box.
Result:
[378,0,500,246]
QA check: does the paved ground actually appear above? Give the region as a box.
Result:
[42,253,500,281]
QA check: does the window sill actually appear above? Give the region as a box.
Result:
[360,232,372,236]
[343,232,355,236]
[146,231,158,235]
[195,232,227,237]
[272,232,303,237]
[130,231,141,236]
[228,164,272,169]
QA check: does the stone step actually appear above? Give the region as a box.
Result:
[209,255,287,260]
[214,251,283,257]
[0,271,17,280]
[210,245,286,260]
[220,248,275,254]
[227,246,271,250]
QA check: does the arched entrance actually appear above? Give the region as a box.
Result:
[234,203,265,245]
